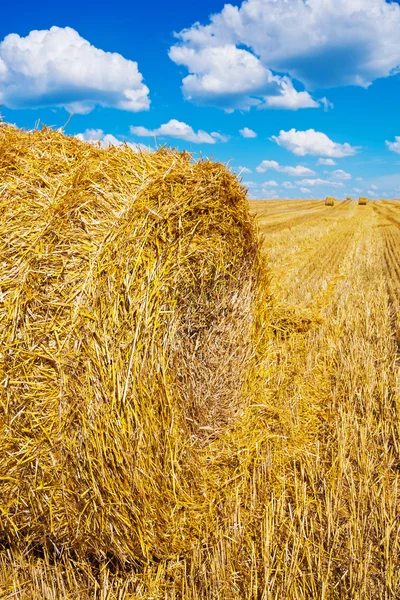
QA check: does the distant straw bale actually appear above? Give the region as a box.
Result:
[358,196,368,205]
[346,196,351,201]
[0,124,270,564]
[325,196,335,206]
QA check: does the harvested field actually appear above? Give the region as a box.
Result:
[1,136,400,599]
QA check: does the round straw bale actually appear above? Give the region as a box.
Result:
[358,196,368,205]
[325,196,335,206]
[0,124,270,564]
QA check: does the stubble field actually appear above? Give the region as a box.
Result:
[2,197,400,599]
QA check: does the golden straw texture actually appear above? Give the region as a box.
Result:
[0,124,270,565]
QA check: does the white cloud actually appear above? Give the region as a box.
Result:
[298,178,344,187]
[130,119,228,144]
[256,159,315,176]
[271,129,359,158]
[243,180,257,187]
[210,131,230,142]
[239,127,257,138]
[370,184,378,190]
[282,181,296,189]
[238,166,252,173]
[331,169,351,180]
[318,158,336,166]
[353,188,363,193]
[367,190,378,197]
[169,44,279,111]
[386,137,400,154]
[169,0,400,111]
[169,42,321,112]
[0,26,150,113]
[262,180,279,187]
[75,129,149,151]
[300,187,312,194]
[260,189,280,199]
[192,1,400,88]
[356,177,363,182]
[320,97,334,112]
[263,77,319,110]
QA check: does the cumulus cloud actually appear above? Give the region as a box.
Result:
[282,181,296,189]
[0,26,150,113]
[262,77,319,110]
[300,187,312,194]
[168,44,280,111]
[298,178,344,187]
[169,42,322,112]
[75,129,149,151]
[353,188,363,193]
[271,129,359,158]
[331,169,351,180]
[130,119,228,144]
[243,180,257,188]
[169,0,400,111]
[318,158,336,166]
[237,166,252,173]
[260,189,280,199]
[262,180,279,187]
[239,127,257,138]
[367,190,378,197]
[209,131,229,142]
[256,159,315,176]
[386,137,400,154]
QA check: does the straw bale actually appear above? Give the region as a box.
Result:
[0,124,270,564]
[325,196,335,206]
[358,196,368,205]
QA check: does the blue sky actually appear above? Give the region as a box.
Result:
[1,0,400,199]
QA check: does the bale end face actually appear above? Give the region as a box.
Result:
[325,196,335,206]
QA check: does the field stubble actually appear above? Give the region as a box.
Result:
[2,196,400,598]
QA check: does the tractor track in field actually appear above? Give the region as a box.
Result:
[372,202,400,347]
[258,205,338,234]
[381,226,400,344]
[284,217,358,304]
[251,199,321,219]
[373,203,400,228]
[259,201,354,235]
[254,199,349,220]
[301,226,354,284]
